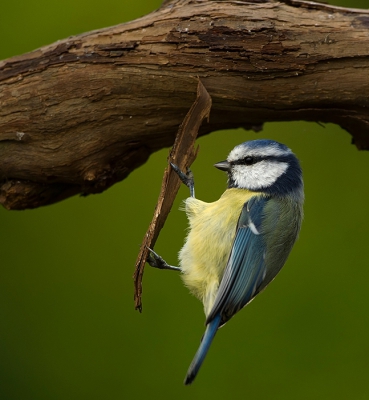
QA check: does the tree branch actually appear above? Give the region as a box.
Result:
[1,0,369,210]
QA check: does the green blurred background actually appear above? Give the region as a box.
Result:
[1,0,369,399]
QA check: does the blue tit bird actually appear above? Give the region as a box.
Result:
[147,139,304,385]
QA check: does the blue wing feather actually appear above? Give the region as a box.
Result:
[206,195,270,325]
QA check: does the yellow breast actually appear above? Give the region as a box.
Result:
[179,188,261,316]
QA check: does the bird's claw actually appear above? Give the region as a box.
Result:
[146,247,164,268]
[146,247,181,272]
[170,163,195,197]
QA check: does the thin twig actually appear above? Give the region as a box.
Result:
[133,79,212,312]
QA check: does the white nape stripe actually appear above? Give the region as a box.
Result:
[232,160,289,190]
[228,144,291,162]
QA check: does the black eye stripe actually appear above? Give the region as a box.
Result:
[232,155,264,166]
[244,156,256,165]
[231,155,287,166]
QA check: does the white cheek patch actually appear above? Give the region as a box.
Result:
[232,161,289,190]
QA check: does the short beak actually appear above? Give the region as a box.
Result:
[214,160,231,171]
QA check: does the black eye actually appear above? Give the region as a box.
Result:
[244,156,255,166]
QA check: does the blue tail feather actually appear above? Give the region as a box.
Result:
[184,314,222,385]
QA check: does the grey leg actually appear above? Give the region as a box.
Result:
[146,247,181,272]
[170,163,195,198]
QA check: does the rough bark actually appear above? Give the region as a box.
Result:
[1,0,369,210]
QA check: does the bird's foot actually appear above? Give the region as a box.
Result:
[170,163,195,197]
[146,247,181,272]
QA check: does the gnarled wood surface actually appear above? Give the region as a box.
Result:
[1,0,369,210]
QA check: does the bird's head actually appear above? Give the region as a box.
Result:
[214,139,303,197]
